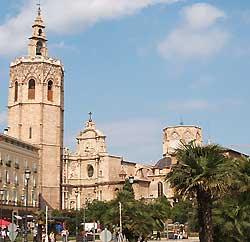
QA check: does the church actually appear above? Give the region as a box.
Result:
[0,7,204,212]
[62,117,202,209]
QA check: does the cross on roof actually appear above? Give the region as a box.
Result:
[88,112,93,122]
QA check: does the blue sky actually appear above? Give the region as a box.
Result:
[1,0,250,163]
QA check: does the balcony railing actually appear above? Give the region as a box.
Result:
[6,160,11,167]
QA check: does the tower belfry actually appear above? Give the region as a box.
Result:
[28,5,48,57]
[7,6,64,209]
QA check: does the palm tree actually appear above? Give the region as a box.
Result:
[213,156,250,242]
[166,141,236,242]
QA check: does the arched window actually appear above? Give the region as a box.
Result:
[158,182,163,197]
[36,41,43,55]
[47,80,53,101]
[38,29,42,36]
[14,81,18,101]
[87,165,94,178]
[28,79,35,99]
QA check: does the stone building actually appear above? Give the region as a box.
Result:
[0,133,39,208]
[1,6,205,212]
[6,7,64,209]
[62,118,203,209]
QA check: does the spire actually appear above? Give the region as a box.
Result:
[28,3,48,57]
[37,0,41,16]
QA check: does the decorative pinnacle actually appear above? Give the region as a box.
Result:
[37,0,41,16]
[88,112,93,122]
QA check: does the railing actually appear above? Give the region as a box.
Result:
[6,160,11,167]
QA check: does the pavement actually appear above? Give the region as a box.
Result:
[70,237,200,242]
[133,238,199,242]
[147,238,199,242]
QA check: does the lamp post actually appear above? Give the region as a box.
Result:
[119,202,122,234]
[128,176,134,185]
[83,198,88,242]
[24,168,31,242]
[0,188,4,242]
[75,190,79,241]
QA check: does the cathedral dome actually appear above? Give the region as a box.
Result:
[154,156,172,169]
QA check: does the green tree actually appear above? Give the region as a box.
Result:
[171,198,192,224]
[213,156,250,242]
[166,141,236,242]
[87,179,171,242]
[149,196,171,231]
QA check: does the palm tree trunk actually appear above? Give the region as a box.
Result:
[197,190,214,242]
[197,190,205,242]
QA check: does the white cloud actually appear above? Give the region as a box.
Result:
[100,119,163,162]
[158,3,228,59]
[0,0,179,55]
[0,112,7,125]
[49,41,76,51]
[183,3,225,30]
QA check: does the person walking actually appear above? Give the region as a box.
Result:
[50,232,55,242]
[156,231,161,240]
[61,229,69,242]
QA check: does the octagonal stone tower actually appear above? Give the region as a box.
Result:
[7,7,64,209]
[163,125,202,156]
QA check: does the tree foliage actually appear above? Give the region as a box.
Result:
[86,179,171,241]
[213,156,250,242]
[166,141,236,242]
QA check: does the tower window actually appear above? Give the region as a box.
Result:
[48,80,53,101]
[36,41,43,55]
[158,182,163,197]
[14,81,18,101]
[38,29,42,36]
[28,79,35,99]
[29,127,32,139]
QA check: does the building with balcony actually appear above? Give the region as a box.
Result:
[0,133,39,216]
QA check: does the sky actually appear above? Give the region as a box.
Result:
[1,0,250,163]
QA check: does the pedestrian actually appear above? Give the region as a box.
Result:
[42,231,46,242]
[173,231,178,240]
[156,231,161,240]
[2,228,7,242]
[50,232,55,242]
[33,227,38,242]
[61,229,69,242]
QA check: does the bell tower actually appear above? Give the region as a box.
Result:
[7,7,64,209]
[28,6,48,57]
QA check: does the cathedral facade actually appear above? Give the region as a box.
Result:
[61,117,202,209]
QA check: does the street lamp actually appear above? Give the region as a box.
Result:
[82,198,88,242]
[128,176,134,184]
[119,202,122,234]
[24,168,31,242]
[75,190,79,241]
[0,188,5,242]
